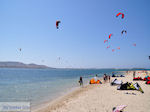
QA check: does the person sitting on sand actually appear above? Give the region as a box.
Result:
[79,76,83,87]
[94,74,98,81]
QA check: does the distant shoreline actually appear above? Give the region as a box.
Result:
[0,61,54,69]
[0,61,149,70]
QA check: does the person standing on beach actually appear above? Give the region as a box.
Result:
[103,74,106,83]
[79,76,83,87]
[133,71,136,78]
[108,75,110,82]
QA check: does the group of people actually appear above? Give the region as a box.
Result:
[103,74,111,83]
[79,73,111,86]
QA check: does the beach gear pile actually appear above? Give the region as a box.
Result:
[111,79,123,86]
[144,76,150,84]
[133,76,150,85]
[117,82,144,93]
[112,74,125,77]
[133,77,143,80]
[146,80,150,84]
[89,79,102,84]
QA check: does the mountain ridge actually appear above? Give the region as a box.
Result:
[0,61,54,69]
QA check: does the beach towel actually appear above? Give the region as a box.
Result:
[113,105,127,112]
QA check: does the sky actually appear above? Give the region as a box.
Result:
[0,0,150,68]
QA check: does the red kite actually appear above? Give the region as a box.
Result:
[56,21,61,29]
[109,34,113,39]
[116,12,124,19]
[104,40,108,43]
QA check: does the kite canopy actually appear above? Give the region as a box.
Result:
[116,12,124,19]
[109,34,112,39]
[56,21,61,29]
[107,46,110,48]
[111,79,123,85]
[117,47,120,50]
[121,30,127,35]
[104,40,108,43]
[117,82,144,93]
[133,43,136,46]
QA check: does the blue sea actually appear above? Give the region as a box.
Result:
[0,68,145,107]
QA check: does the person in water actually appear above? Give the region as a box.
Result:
[79,76,83,87]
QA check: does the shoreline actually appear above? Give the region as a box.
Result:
[32,76,105,112]
[32,84,96,112]
[32,75,105,111]
[32,70,150,112]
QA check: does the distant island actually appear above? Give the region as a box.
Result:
[0,61,54,69]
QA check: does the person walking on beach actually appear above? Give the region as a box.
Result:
[79,76,83,87]
[108,75,110,82]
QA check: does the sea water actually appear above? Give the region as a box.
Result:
[0,68,133,107]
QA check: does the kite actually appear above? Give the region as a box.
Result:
[117,47,120,50]
[104,40,108,43]
[116,12,124,19]
[107,46,110,48]
[121,30,127,35]
[56,21,61,29]
[109,34,113,39]
[133,43,136,46]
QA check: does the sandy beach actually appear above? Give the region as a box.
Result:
[33,71,150,112]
